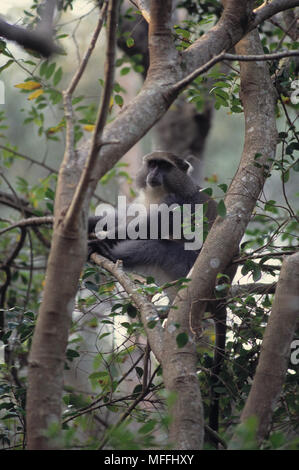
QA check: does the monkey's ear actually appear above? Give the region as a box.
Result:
[185,160,194,175]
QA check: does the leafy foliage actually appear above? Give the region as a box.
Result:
[0,0,298,451]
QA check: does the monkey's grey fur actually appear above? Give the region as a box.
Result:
[88,151,217,284]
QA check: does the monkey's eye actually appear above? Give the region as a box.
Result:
[147,159,172,171]
[148,160,157,169]
[157,161,172,171]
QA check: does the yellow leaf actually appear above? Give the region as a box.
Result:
[47,124,64,134]
[28,89,44,100]
[109,95,114,111]
[84,124,95,132]
[15,81,42,90]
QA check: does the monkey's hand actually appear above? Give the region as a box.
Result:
[87,239,118,263]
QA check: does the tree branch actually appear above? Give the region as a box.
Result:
[0,0,59,57]
[132,0,151,23]
[0,216,53,236]
[253,0,299,28]
[0,145,57,174]
[0,227,27,340]
[90,253,164,363]
[229,282,277,298]
[172,50,299,94]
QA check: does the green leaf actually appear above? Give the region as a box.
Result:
[114,94,124,107]
[133,64,144,74]
[53,66,63,86]
[45,187,55,200]
[282,169,289,183]
[40,61,48,77]
[45,62,56,79]
[127,304,138,318]
[84,281,98,292]
[174,27,190,39]
[201,187,213,197]
[218,183,228,193]
[217,199,227,217]
[0,59,14,74]
[176,332,188,348]
[66,349,80,359]
[264,200,277,213]
[126,37,134,48]
[252,265,261,282]
[120,67,130,76]
[213,81,230,88]
[135,366,143,378]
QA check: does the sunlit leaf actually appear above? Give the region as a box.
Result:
[84,124,95,132]
[15,81,41,90]
[28,89,44,100]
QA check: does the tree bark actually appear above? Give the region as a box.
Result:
[239,252,299,443]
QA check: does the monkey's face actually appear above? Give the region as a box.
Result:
[145,159,173,188]
[136,152,192,194]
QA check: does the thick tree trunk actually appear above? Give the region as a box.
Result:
[240,252,299,442]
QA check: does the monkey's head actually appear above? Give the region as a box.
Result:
[136,151,196,198]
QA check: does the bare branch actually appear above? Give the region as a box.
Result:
[229,282,277,298]
[0,145,57,174]
[65,0,119,229]
[0,216,53,236]
[233,249,298,264]
[0,227,27,339]
[65,1,108,96]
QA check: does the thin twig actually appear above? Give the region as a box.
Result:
[65,0,119,230]
[142,341,151,393]
[232,249,297,264]
[97,366,161,450]
[0,145,57,174]
[90,252,164,362]
[66,1,108,96]
[0,216,53,236]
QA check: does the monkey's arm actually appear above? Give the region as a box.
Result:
[88,239,198,280]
